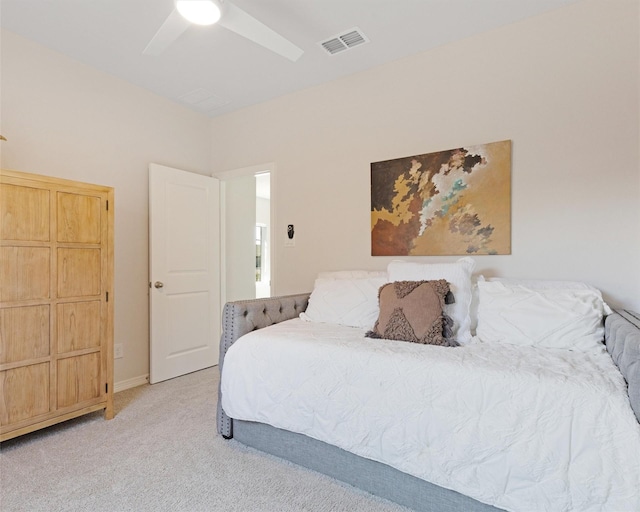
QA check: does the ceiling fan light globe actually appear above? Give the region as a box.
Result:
[176,0,222,26]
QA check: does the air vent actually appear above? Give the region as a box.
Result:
[319,27,369,55]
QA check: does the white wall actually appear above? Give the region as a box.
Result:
[210,0,640,311]
[0,31,213,386]
[223,175,256,302]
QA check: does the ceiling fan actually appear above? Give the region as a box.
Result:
[143,0,303,61]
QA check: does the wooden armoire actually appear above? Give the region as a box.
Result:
[0,169,114,441]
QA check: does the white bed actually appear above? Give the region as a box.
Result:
[221,318,640,512]
[218,259,640,511]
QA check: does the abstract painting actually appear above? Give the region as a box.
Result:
[371,140,511,256]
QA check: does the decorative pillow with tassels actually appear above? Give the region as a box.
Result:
[366,279,458,346]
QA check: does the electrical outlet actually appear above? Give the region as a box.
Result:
[114,343,124,359]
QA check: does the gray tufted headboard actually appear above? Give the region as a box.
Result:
[605,310,640,422]
[216,293,310,438]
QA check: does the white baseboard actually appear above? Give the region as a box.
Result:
[114,374,149,393]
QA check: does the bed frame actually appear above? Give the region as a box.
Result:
[216,294,640,512]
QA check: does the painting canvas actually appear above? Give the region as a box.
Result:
[371,140,511,256]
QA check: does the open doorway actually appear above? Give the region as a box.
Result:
[255,172,270,298]
[218,166,272,303]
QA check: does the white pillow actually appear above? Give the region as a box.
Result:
[300,276,387,329]
[471,277,613,333]
[488,277,605,294]
[386,257,476,343]
[476,280,608,352]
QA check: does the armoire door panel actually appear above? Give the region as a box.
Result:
[57,301,101,353]
[0,305,50,365]
[57,353,101,408]
[57,248,101,297]
[0,363,50,426]
[0,183,50,242]
[0,247,51,302]
[57,192,101,244]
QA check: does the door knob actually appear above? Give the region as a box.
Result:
[154,281,164,289]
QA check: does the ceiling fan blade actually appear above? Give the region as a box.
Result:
[143,9,192,56]
[218,2,303,62]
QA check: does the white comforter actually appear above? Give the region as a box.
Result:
[220,319,640,512]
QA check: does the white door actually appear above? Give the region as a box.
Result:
[149,164,220,384]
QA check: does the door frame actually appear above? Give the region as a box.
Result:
[213,162,276,302]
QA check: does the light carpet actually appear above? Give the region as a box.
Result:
[0,367,409,512]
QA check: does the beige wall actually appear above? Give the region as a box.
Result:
[0,31,213,386]
[210,0,640,311]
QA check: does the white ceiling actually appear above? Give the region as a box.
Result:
[1,0,581,118]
